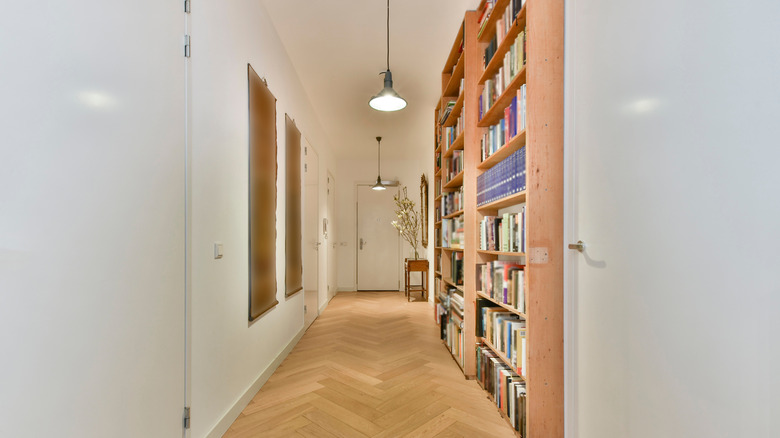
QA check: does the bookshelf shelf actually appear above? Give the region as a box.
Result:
[477,249,525,257]
[477,291,526,318]
[478,130,526,170]
[443,170,464,188]
[443,92,465,128]
[435,271,442,277]
[435,168,442,178]
[478,67,526,127]
[443,209,464,219]
[443,277,464,292]
[435,220,442,227]
[478,6,527,85]
[477,190,526,212]
[435,193,444,202]
[479,337,524,377]
[443,132,465,158]
[441,247,464,252]
[477,0,511,43]
[434,1,563,436]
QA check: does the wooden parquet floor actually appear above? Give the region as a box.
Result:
[223,291,516,438]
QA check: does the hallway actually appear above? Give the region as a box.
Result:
[224,292,516,437]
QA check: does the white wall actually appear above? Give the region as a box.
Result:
[335,152,434,293]
[0,2,186,437]
[565,1,780,437]
[190,2,336,437]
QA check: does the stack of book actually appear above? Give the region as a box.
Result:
[476,345,527,434]
[477,146,526,206]
[477,262,525,312]
[479,206,526,253]
[442,215,465,250]
[441,186,464,216]
[476,0,497,39]
[444,150,463,183]
[480,91,525,161]
[477,304,527,374]
[450,251,464,285]
[447,288,465,366]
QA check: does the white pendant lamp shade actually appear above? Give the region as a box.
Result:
[372,136,387,190]
[369,0,406,112]
[369,70,407,112]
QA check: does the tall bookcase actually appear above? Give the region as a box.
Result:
[433,1,563,436]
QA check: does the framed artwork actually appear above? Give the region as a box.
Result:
[248,64,279,321]
[285,114,303,297]
[421,173,429,248]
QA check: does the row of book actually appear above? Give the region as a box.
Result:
[447,288,465,367]
[479,28,526,121]
[450,251,464,286]
[439,100,455,124]
[477,146,525,206]
[476,0,497,39]
[477,300,527,374]
[443,150,463,184]
[476,345,527,434]
[440,186,463,217]
[480,89,526,162]
[494,0,526,49]
[477,261,525,312]
[442,118,462,150]
[479,207,526,253]
[441,215,464,250]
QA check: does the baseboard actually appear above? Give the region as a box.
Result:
[205,326,306,438]
[336,286,354,292]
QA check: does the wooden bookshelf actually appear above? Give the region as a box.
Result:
[434,1,563,436]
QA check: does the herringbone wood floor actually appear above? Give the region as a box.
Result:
[224,291,516,437]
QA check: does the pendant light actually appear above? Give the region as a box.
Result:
[371,136,387,190]
[368,0,407,112]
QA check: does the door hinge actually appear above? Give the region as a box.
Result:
[184,35,191,58]
[304,146,308,156]
[184,0,191,13]
[304,163,308,172]
[183,406,191,429]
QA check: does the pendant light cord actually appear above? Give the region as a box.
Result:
[377,138,382,175]
[386,0,390,70]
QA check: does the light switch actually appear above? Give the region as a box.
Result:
[214,242,223,259]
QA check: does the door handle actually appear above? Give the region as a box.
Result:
[568,240,585,252]
[314,241,322,250]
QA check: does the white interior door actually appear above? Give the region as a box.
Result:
[327,172,337,301]
[565,1,780,437]
[303,140,320,328]
[0,1,186,436]
[357,185,400,290]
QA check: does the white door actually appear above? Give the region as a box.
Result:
[357,185,400,290]
[303,140,320,328]
[327,172,337,300]
[565,1,780,437]
[0,1,186,436]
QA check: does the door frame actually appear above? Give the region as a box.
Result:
[354,182,401,291]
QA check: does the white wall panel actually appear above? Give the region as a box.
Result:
[0,1,185,437]
[189,2,337,436]
[566,1,780,437]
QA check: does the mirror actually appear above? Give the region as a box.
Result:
[421,174,429,248]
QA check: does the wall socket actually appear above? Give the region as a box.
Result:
[214,242,223,259]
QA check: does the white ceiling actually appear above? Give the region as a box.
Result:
[261,0,475,160]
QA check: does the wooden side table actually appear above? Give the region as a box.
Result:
[405,258,429,302]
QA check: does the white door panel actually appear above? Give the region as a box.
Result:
[566,1,780,437]
[0,2,185,436]
[304,140,320,327]
[357,185,399,290]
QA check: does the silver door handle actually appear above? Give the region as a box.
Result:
[359,238,365,250]
[568,240,585,252]
[314,242,322,250]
